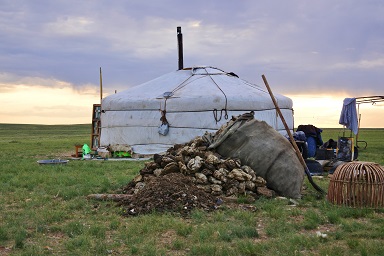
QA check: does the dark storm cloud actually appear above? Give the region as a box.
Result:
[0,0,383,96]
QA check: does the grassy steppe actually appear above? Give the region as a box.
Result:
[0,124,383,255]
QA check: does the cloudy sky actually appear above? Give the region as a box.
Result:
[1,0,383,127]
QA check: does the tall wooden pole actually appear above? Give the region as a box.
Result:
[262,74,325,195]
[99,67,103,104]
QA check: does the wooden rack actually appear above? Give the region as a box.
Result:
[355,96,384,148]
[91,104,101,150]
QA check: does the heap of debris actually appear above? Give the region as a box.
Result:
[119,172,219,216]
[117,136,275,216]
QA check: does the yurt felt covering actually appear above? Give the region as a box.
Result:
[100,66,294,154]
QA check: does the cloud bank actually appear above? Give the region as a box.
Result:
[1,0,383,125]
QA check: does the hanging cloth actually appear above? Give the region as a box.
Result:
[339,98,358,135]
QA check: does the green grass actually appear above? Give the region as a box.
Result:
[0,124,383,255]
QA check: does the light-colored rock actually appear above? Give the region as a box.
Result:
[211,184,222,192]
[213,168,228,182]
[187,156,203,172]
[133,174,143,183]
[208,176,222,185]
[195,173,208,184]
[228,169,252,181]
[153,169,163,177]
[163,162,179,174]
[205,154,220,165]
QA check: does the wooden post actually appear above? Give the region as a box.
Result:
[262,74,325,195]
[99,67,103,104]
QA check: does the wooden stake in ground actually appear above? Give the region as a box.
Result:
[261,74,325,195]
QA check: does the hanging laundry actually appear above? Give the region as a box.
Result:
[339,98,358,135]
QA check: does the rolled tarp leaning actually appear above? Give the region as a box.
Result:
[206,113,304,199]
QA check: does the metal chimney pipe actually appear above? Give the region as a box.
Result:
[177,26,183,70]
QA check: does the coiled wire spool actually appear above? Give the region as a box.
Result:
[327,162,384,208]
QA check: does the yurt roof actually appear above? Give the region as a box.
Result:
[101,66,292,112]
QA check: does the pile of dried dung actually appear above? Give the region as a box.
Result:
[119,172,218,216]
[117,136,275,216]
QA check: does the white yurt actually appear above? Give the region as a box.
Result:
[100,66,294,155]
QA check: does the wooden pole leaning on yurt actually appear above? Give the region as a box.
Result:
[261,74,325,195]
